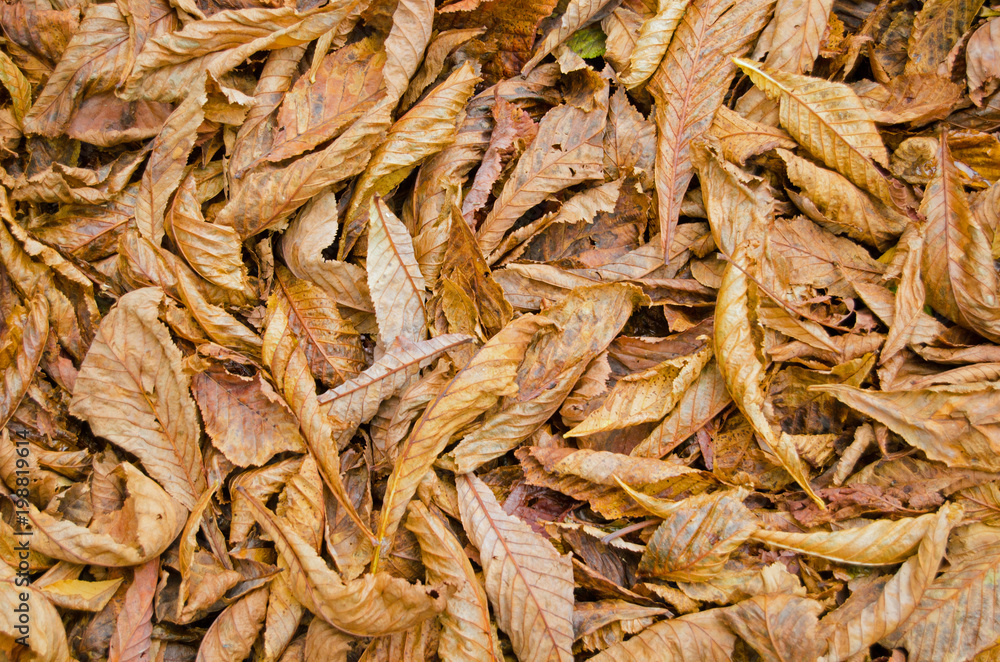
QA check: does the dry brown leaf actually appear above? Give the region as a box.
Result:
[477,70,608,258]
[523,0,616,74]
[624,486,760,582]
[107,559,157,662]
[819,383,1000,472]
[967,18,1000,105]
[448,283,646,472]
[242,491,450,636]
[458,472,575,662]
[906,0,984,75]
[0,563,72,662]
[192,366,306,467]
[382,0,435,102]
[648,0,776,257]
[735,58,900,209]
[567,345,712,437]
[374,312,552,566]
[588,608,738,661]
[406,500,502,662]
[69,288,206,509]
[521,447,718,519]
[0,295,47,430]
[367,197,428,346]
[722,593,825,662]
[29,462,186,566]
[920,132,1000,343]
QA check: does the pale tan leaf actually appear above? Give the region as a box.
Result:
[400,28,485,111]
[229,457,304,545]
[242,491,449,636]
[477,71,608,258]
[263,271,373,541]
[192,366,306,468]
[29,463,186,566]
[229,45,307,180]
[722,593,824,662]
[218,96,393,239]
[567,345,712,437]
[319,334,471,428]
[382,0,434,102]
[367,197,427,346]
[649,0,776,257]
[448,283,646,472]
[588,609,737,661]
[735,0,834,122]
[35,577,123,614]
[304,619,352,662]
[406,501,501,662]
[602,8,644,77]
[374,313,552,565]
[619,0,690,89]
[166,172,249,292]
[819,503,962,662]
[458,472,575,662]
[0,295,47,430]
[69,288,205,509]
[0,566,72,662]
[173,266,263,356]
[708,106,797,166]
[968,19,1000,105]
[882,228,926,363]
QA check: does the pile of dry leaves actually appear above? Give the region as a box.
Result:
[3,0,1000,659]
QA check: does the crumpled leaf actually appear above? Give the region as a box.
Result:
[818,383,1000,472]
[448,282,646,472]
[618,0,690,89]
[69,288,206,509]
[0,564,72,662]
[458,472,575,662]
[523,0,616,74]
[29,462,186,566]
[567,345,712,437]
[242,490,450,636]
[735,58,900,209]
[382,0,434,102]
[107,559,157,662]
[0,294,48,430]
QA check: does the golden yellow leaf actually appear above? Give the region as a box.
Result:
[905,0,984,75]
[0,564,72,662]
[819,503,962,662]
[734,58,900,208]
[619,0,690,89]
